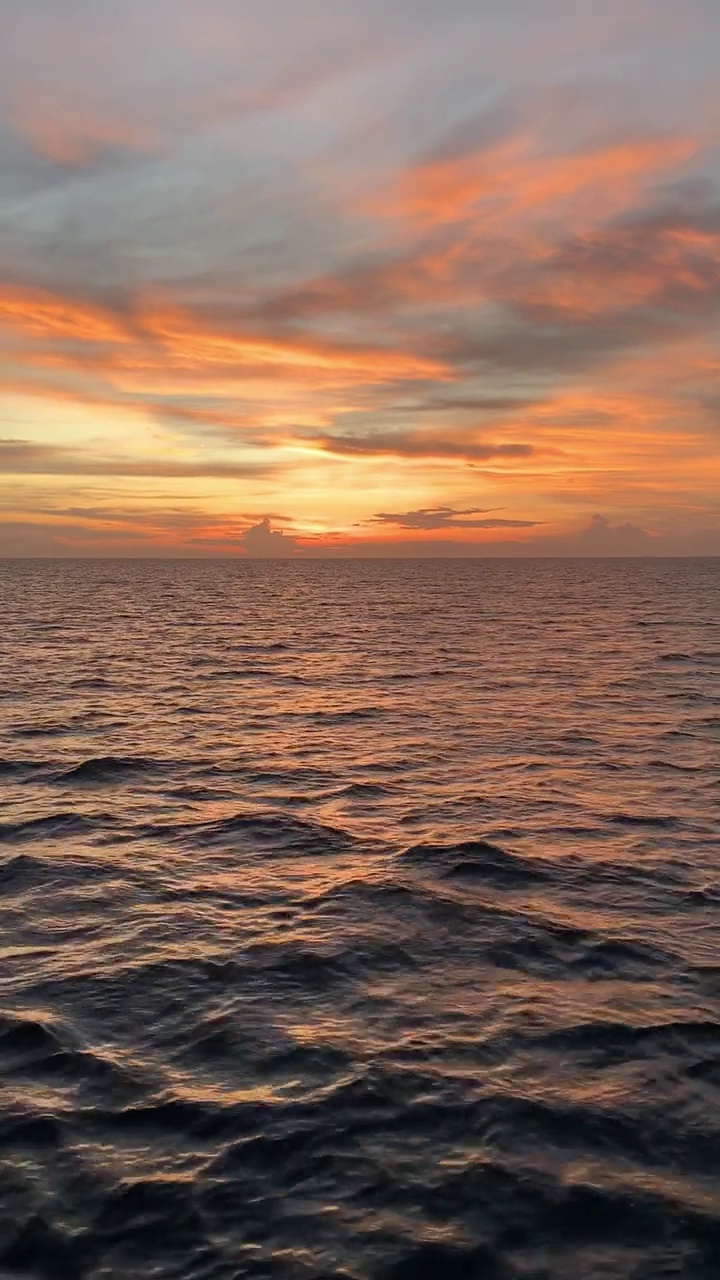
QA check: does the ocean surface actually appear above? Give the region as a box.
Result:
[1,556,718,1280]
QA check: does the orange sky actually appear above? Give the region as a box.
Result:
[1,0,719,555]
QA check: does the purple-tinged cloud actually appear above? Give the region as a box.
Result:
[0,437,272,478]
[241,517,297,557]
[371,506,539,530]
[316,433,534,461]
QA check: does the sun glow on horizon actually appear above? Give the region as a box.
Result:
[1,1,719,556]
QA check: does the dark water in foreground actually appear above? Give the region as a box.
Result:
[1,557,718,1280]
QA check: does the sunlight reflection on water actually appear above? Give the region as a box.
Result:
[0,558,718,1279]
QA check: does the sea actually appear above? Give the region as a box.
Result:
[0,557,718,1280]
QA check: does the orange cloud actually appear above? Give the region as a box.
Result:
[309,430,537,463]
[0,287,447,393]
[371,134,697,233]
[11,96,158,167]
[508,220,720,318]
[0,287,132,344]
[1,228,718,557]
[139,306,447,384]
[269,142,706,327]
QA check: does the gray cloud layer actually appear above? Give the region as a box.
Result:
[1,1,719,553]
[370,506,538,530]
[0,438,272,478]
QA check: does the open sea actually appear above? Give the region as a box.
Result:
[0,557,718,1280]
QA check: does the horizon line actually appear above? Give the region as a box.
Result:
[2,554,718,563]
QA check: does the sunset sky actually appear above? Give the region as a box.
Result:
[1,0,719,556]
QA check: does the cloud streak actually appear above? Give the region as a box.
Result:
[313,433,535,462]
[370,506,539,530]
[0,438,273,478]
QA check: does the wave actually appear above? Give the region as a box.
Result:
[182,810,360,856]
[0,813,105,843]
[0,1011,67,1062]
[384,668,453,681]
[607,812,677,828]
[53,756,164,785]
[199,668,313,684]
[334,781,394,798]
[1,557,718,1280]
[0,852,52,890]
[69,677,114,689]
[538,1016,720,1063]
[227,641,291,653]
[0,759,46,776]
[400,838,548,887]
[11,723,73,738]
[305,706,384,723]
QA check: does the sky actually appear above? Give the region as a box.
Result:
[1,0,719,556]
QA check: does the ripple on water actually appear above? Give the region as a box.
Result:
[0,557,718,1279]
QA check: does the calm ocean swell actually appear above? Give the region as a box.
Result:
[0,558,718,1279]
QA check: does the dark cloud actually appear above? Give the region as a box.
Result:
[573,513,654,549]
[497,203,720,323]
[241,224,715,386]
[241,517,297,557]
[0,438,273,478]
[2,506,716,557]
[315,432,534,461]
[431,311,679,379]
[411,394,538,415]
[1,4,719,556]
[371,506,539,530]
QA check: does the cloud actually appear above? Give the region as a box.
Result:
[0,287,447,384]
[371,506,539,530]
[139,306,448,384]
[241,517,297,556]
[0,286,132,343]
[495,204,720,322]
[1,498,714,558]
[368,127,697,233]
[573,512,655,550]
[10,97,160,169]
[0,437,272,478]
[313,432,535,461]
[2,4,720,554]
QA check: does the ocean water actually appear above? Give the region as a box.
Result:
[0,556,718,1280]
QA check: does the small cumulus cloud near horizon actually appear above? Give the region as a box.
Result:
[0,0,719,556]
[241,517,298,557]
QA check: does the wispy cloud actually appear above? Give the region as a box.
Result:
[370,506,539,530]
[1,1,719,553]
[313,433,535,462]
[0,437,273,478]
